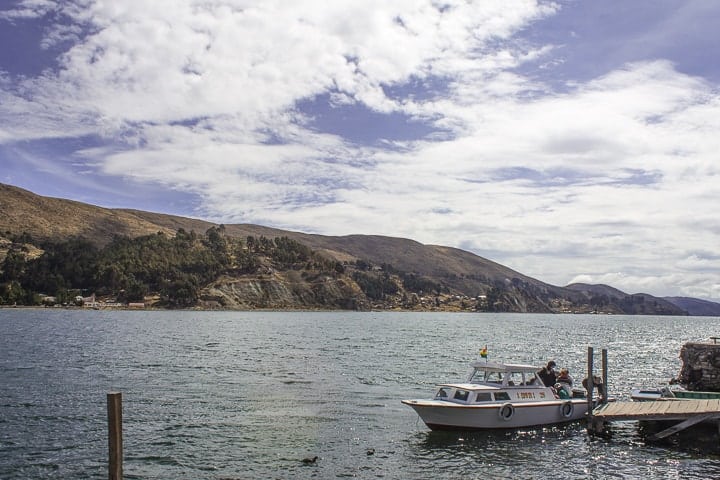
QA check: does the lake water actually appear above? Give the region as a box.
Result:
[1,309,720,479]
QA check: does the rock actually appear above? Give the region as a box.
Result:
[677,341,720,391]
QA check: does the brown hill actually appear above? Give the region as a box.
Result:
[116,201,563,302]
[0,183,178,245]
[0,182,689,314]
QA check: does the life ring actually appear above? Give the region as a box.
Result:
[560,401,574,418]
[498,402,514,421]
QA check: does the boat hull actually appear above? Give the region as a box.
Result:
[631,387,720,402]
[402,399,589,430]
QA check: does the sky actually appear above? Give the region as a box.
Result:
[1,0,719,302]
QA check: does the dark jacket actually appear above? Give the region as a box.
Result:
[537,367,557,387]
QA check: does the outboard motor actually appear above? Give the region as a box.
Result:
[659,386,675,398]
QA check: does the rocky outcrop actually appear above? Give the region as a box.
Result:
[199,273,371,311]
[677,341,720,391]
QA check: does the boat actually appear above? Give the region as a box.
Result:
[402,360,597,430]
[630,386,720,402]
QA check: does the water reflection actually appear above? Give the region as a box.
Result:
[3,310,720,479]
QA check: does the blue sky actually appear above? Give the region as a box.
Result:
[1,0,719,302]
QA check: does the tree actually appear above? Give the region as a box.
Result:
[161,275,199,308]
[0,249,26,281]
[1,280,34,305]
[118,277,147,303]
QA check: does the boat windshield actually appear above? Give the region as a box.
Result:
[467,369,506,384]
[468,368,539,386]
[435,387,452,399]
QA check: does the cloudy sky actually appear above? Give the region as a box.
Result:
[1,0,719,302]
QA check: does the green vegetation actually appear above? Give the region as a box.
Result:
[0,229,341,308]
[0,228,461,310]
[352,270,398,301]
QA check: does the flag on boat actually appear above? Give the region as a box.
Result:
[480,346,488,359]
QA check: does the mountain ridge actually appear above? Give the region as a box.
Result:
[1,182,715,315]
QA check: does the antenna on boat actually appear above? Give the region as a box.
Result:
[479,345,488,362]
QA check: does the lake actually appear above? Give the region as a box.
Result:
[1,309,720,479]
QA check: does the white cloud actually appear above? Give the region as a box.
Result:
[1,0,719,302]
[0,0,57,21]
[4,0,555,127]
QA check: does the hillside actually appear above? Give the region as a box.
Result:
[565,283,685,316]
[664,297,720,316]
[0,183,180,245]
[0,182,705,314]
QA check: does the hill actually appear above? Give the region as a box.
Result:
[0,183,182,245]
[565,283,685,316]
[0,182,703,314]
[664,297,720,316]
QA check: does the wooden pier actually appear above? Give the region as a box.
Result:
[584,345,720,442]
[589,398,720,440]
[594,398,720,423]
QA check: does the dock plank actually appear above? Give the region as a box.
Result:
[593,399,720,422]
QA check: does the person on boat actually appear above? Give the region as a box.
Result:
[555,368,573,398]
[537,360,557,387]
[556,368,573,386]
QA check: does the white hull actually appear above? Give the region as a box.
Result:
[402,398,589,430]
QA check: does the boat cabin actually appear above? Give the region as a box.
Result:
[434,385,516,404]
[430,362,561,405]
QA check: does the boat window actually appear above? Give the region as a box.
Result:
[435,387,452,399]
[494,392,510,401]
[474,392,492,403]
[453,389,470,401]
[506,372,524,386]
[484,371,503,383]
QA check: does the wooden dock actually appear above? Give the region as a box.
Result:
[589,399,720,440]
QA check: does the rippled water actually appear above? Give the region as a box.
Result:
[2,309,720,479]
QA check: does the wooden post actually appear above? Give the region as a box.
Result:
[601,348,608,405]
[107,392,123,480]
[586,346,594,431]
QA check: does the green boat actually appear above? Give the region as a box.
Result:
[631,386,720,401]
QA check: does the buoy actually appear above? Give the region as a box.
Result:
[366,448,375,456]
[498,402,514,421]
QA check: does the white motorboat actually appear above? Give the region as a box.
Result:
[402,360,594,430]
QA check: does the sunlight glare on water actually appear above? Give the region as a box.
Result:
[1,310,720,479]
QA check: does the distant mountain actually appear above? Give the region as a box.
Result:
[565,283,687,316]
[0,182,706,314]
[664,297,720,316]
[564,283,628,299]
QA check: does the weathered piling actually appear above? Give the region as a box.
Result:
[107,392,123,480]
[586,346,594,427]
[586,346,609,434]
[602,348,608,398]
